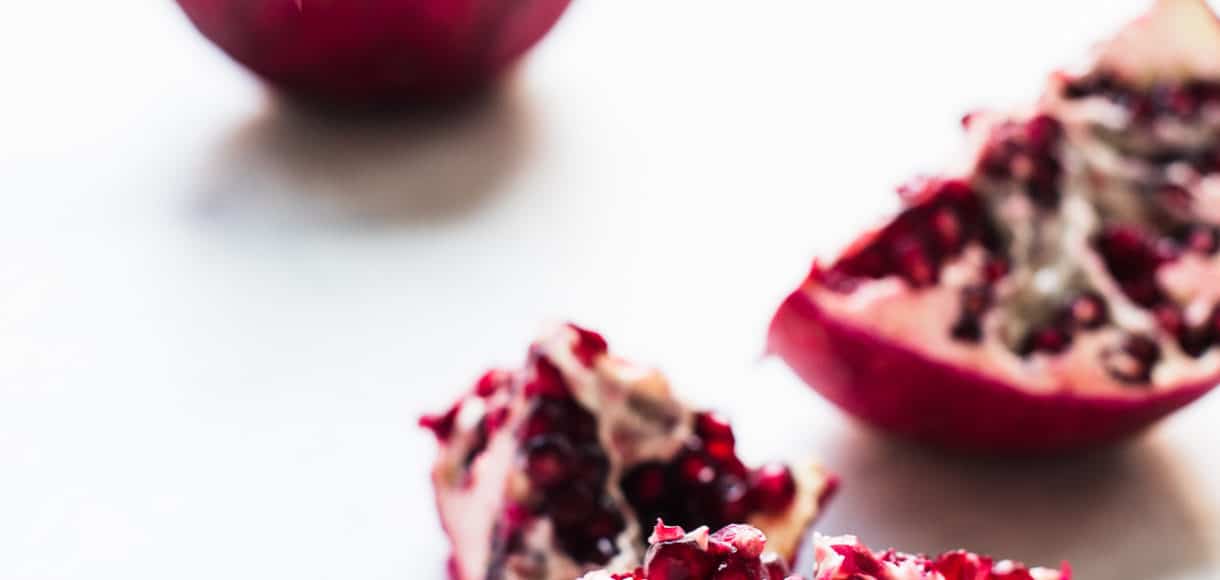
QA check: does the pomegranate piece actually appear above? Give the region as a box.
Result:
[769,0,1220,453]
[174,0,572,106]
[423,324,834,580]
[812,534,1069,580]
[580,522,792,580]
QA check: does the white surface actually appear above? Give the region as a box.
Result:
[1,1,1218,579]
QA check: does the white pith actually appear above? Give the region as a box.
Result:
[810,0,1220,398]
[810,534,1065,580]
[1086,0,1220,87]
[430,326,832,580]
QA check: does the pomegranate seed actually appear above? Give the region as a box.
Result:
[679,453,716,485]
[750,463,796,514]
[951,317,983,342]
[570,325,609,367]
[831,544,885,576]
[419,403,461,442]
[1067,292,1108,329]
[935,551,989,580]
[646,542,716,580]
[1160,185,1194,215]
[1121,279,1165,308]
[717,477,752,523]
[525,357,571,399]
[474,369,509,397]
[587,506,625,539]
[485,406,510,433]
[574,444,611,487]
[1154,84,1200,117]
[960,285,993,317]
[1023,114,1062,152]
[695,412,735,445]
[983,256,1011,282]
[650,520,687,543]
[524,436,573,487]
[1103,335,1161,385]
[1154,305,1185,337]
[624,464,667,503]
[1184,225,1219,254]
[699,416,739,461]
[1025,327,1070,355]
[931,208,963,251]
[709,524,768,559]
[893,238,937,287]
[547,487,597,527]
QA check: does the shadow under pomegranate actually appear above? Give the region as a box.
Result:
[814,428,1212,580]
[193,82,534,229]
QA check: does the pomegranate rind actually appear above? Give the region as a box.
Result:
[768,279,1218,453]
[175,0,573,106]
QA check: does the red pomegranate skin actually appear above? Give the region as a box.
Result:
[768,268,1219,455]
[175,0,572,105]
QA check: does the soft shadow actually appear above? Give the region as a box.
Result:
[812,428,1215,580]
[193,83,534,229]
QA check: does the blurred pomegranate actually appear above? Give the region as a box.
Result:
[175,0,572,105]
[422,324,834,580]
[769,0,1220,454]
[812,534,1069,580]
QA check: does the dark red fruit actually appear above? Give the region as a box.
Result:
[424,325,834,580]
[812,534,1070,580]
[769,0,1220,454]
[174,0,572,106]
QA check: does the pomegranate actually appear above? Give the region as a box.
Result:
[811,534,1069,580]
[768,0,1220,453]
[422,324,835,580]
[174,0,572,105]
[580,521,794,580]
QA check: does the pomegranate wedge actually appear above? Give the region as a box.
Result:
[769,0,1220,453]
[423,324,834,580]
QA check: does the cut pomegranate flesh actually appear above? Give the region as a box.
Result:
[769,0,1220,453]
[423,324,834,580]
[174,0,572,105]
[580,522,792,580]
[812,534,1069,580]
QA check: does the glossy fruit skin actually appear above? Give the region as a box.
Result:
[175,0,572,106]
[768,273,1219,454]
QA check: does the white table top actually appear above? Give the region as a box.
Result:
[1,1,1217,579]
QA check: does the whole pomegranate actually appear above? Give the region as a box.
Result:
[175,0,572,105]
[811,534,1069,580]
[421,324,835,580]
[769,0,1220,453]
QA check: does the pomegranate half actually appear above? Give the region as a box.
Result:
[422,324,835,580]
[811,533,1069,580]
[769,0,1220,453]
[175,0,572,105]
